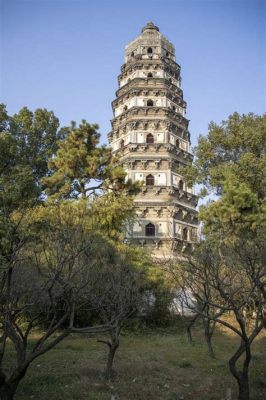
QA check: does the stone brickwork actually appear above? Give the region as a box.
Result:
[108,22,199,257]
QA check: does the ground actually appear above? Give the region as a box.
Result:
[13,324,266,400]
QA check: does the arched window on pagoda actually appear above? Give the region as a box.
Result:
[123,105,128,111]
[147,47,153,54]
[179,180,184,191]
[172,105,176,112]
[176,139,180,148]
[146,174,154,186]
[183,227,188,241]
[145,223,155,237]
[147,99,154,107]
[120,139,124,148]
[147,72,153,78]
[146,133,154,144]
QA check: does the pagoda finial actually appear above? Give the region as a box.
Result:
[141,22,160,33]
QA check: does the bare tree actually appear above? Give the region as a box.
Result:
[181,301,216,357]
[0,217,111,400]
[84,246,143,379]
[176,235,266,400]
[165,257,218,356]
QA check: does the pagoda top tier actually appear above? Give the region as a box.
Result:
[141,22,160,32]
[125,22,175,63]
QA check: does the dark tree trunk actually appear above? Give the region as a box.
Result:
[0,384,16,400]
[205,333,215,358]
[186,314,199,343]
[237,373,250,400]
[0,367,28,400]
[187,324,193,343]
[98,330,120,380]
[229,341,251,400]
[105,341,119,380]
[203,318,215,358]
[0,377,23,400]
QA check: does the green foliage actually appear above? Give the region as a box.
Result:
[136,259,177,327]
[0,104,139,258]
[183,112,266,234]
[0,105,168,399]
[43,120,139,199]
[0,104,61,186]
[29,200,173,329]
[0,104,62,266]
[0,104,62,209]
[90,192,135,239]
[200,175,265,235]
[10,106,61,181]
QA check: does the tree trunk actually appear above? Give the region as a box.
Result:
[0,380,20,400]
[0,367,28,400]
[229,341,251,400]
[186,314,199,343]
[237,373,250,400]
[205,332,215,358]
[0,385,15,400]
[186,325,193,343]
[203,318,215,358]
[105,342,119,380]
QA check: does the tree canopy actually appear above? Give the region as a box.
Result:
[0,104,62,211]
[43,120,139,199]
[183,112,266,235]
[0,105,146,400]
[177,112,266,400]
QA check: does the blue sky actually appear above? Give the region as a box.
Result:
[1,0,265,146]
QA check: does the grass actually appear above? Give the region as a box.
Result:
[12,323,266,400]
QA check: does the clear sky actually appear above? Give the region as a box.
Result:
[1,0,265,146]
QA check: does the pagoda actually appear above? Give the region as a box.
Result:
[108,22,198,257]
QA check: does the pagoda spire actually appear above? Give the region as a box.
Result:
[141,22,160,32]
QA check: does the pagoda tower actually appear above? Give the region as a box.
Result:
[108,22,198,257]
